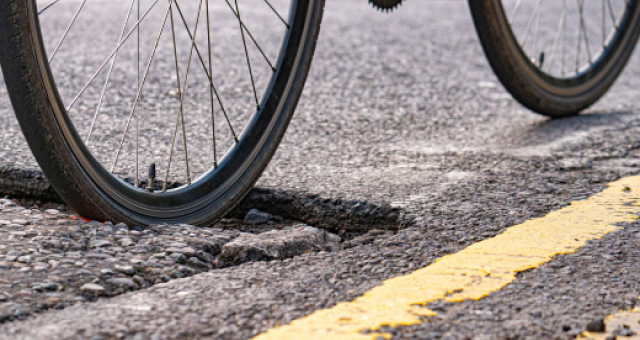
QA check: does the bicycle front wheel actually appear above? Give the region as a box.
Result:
[0,0,324,226]
[470,0,640,117]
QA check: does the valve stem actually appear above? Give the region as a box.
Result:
[146,163,156,192]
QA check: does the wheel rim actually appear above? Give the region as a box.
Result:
[501,0,635,80]
[29,0,313,219]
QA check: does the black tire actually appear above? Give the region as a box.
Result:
[469,0,640,117]
[0,0,324,226]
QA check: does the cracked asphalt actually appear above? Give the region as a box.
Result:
[2,0,640,339]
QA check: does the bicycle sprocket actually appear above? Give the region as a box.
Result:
[369,0,403,11]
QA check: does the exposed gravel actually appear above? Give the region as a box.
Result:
[0,202,343,324]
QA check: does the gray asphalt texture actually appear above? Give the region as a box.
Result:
[2,0,640,339]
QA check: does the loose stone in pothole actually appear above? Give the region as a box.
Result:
[80,283,105,294]
[244,209,273,225]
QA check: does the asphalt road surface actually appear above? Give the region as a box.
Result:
[2,0,640,339]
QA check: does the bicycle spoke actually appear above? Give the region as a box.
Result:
[509,0,523,24]
[223,0,276,72]
[169,2,182,104]
[532,0,542,66]
[49,0,88,63]
[603,0,606,47]
[136,0,141,187]
[575,9,583,71]
[163,0,205,189]
[111,2,172,173]
[66,0,161,112]
[173,0,239,142]
[546,0,570,73]
[519,0,542,48]
[205,0,217,168]
[38,0,62,15]
[167,0,191,185]
[86,0,137,145]
[606,0,619,28]
[263,0,289,28]
[234,0,260,110]
[577,0,593,64]
[164,0,206,189]
[177,0,204,186]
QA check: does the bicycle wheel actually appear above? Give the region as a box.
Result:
[0,0,324,226]
[469,0,640,117]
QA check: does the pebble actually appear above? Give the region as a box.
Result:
[106,278,137,289]
[196,251,216,264]
[586,319,606,332]
[90,240,112,248]
[16,255,32,264]
[170,253,187,264]
[244,209,273,225]
[120,239,135,247]
[187,257,207,268]
[45,297,60,304]
[113,265,135,275]
[32,283,58,292]
[80,283,105,294]
[44,209,59,215]
[66,252,84,258]
[113,223,129,231]
[132,275,145,287]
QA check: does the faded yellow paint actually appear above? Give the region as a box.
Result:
[577,307,640,339]
[252,177,640,340]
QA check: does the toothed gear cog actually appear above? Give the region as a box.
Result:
[369,0,403,11]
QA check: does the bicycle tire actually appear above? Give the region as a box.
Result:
[0,0,325,226]
[469,0,640,117]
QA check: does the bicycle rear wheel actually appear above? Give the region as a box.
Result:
[469,0,640,117]
[0,0,324,226]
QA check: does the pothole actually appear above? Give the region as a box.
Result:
[231,187,407,238]
[0,166,407,237]
[0,185,407,323]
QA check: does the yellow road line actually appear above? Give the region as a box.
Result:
[577,308,640,339]
[252,176,640,340]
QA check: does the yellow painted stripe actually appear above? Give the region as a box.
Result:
[252,176,640,340]
[577,307,640,339]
